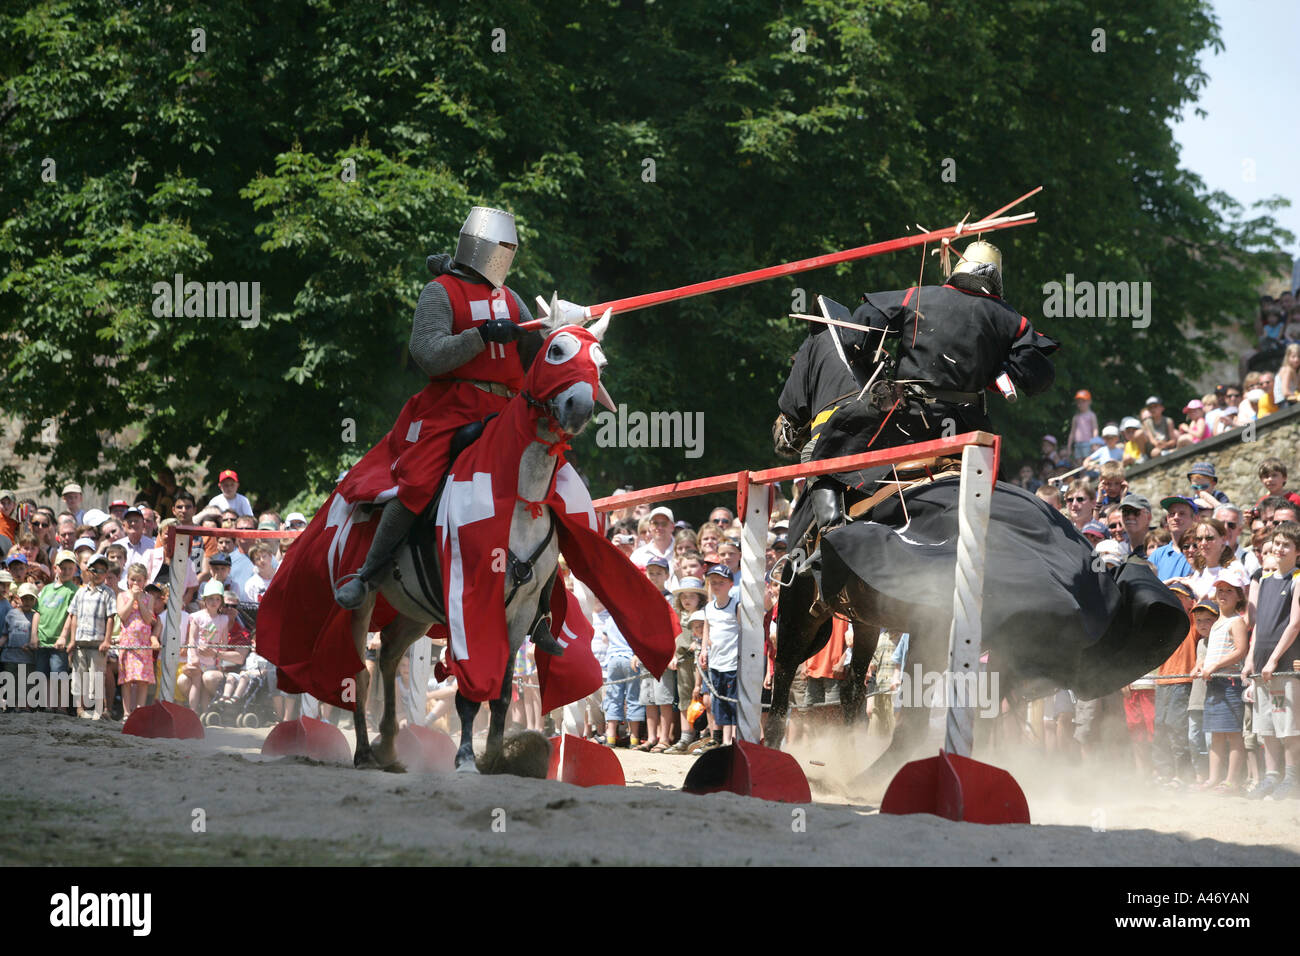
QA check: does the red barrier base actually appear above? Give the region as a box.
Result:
[547,734,626,787]
[122,701,205,740]
[682,740,811,803]
[880,750,1030,824]
[261,716,352,764]
[364,725,457,773]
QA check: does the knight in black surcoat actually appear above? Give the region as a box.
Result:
[778,239,1059,566]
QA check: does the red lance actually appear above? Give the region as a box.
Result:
[562,204,1038,322]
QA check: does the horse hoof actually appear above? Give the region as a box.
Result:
[455,759,480,774]
[354,752,381,770]
[455,744,478,773]
[382,760,407,774]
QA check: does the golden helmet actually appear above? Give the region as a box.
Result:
[951,239,1002,276]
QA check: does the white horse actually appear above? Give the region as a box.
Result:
[349,307,613,774]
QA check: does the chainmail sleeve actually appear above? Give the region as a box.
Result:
[409,281,484,378]
[408,280,542,379]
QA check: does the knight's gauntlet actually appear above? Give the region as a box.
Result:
[773,413,809,461]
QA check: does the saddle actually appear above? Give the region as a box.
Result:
[845,454,963,520]
[391,414,562,655]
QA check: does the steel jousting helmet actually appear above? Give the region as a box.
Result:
[949,239,1004,296]
[454,206,518,289]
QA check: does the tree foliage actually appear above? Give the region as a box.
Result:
[1,0,1290,512]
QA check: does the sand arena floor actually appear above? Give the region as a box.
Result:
[2,711,1297,866]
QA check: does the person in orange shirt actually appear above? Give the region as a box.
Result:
[0,491,19,553]
[1151,581,1197,789]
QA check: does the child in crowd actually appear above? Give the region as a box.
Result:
[64,553,116,719]
[1177,400,1211,445]
[665,577,707,754]
[700,563,740,749]
[244,544,275,603]
[115,563,159,718]
[1069,390,1098,464]
[0,583,39,711]
[638,556,676,751]
[595,598,644,748]
[1095,460,1127,509]
[183,580,229,713]
[1243,521,1300,798]
[1192,569,1250,792]
[1257,458,1300,510]
[217,634,273,705]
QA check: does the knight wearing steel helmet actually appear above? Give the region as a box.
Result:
[332,207,569,609]
[781,239,1059,560]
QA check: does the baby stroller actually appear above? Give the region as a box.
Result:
[229,669,278,728]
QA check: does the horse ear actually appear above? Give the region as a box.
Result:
[587,307,612,342]
[546,292,564,331]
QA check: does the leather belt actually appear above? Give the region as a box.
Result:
[448,378,514,398]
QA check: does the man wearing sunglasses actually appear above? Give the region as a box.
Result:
[1214,505,1260,577]
[1149,496,1196,582]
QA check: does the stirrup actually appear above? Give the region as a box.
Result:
[333,571,377,610]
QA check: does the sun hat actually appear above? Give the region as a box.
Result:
[687,610,707,626]
[1082,521,1107,539]
[1213,566,1248,590]
[648,506,674,522]
[286,512,307,527]
[73,537,97,552]
[82,508,109,528]
[218,469,239,483]
[705,564,733,579]
[1120,416,1142,430]
[54,549,78,566]
[1192,599,1220,616]
[1120,493,1151,511]
[1167,580,1194,598]
[1187,461,1217,479]
[644,555,670,570]
[1182,399,1204,413]
[201,579,225,599]
[1144,395,1163,407]
[61,483,82,496]
[1074,389,1092,400]
[1041,434,1058,445]
[671,576,707,596]
[0,570,12,585]
[85,553,110,571]
[1101,424,1120,438]
[17,583,39,600]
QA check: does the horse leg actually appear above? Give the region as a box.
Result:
[350,592,380,769]
[372,616,425,772]
[765,575,827,750]
[454,691,481,772]
[840,619,879,727]
[477,657,516,774]
[859,621,946,786]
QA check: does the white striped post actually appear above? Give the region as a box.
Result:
[945,444,995,756]
[737,476,770,743]
[159,531,191,703]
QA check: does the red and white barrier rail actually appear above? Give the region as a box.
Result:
[593,431,1000,752]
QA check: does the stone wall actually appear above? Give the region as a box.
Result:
[1121,403,1300,519]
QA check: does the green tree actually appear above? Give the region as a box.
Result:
[1,0,1289,518]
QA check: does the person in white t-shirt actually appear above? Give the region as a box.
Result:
[244,543,275,603]
[206,469,254,518]
[630,506,675,569]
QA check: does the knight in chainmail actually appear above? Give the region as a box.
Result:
[333,207,546,610]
